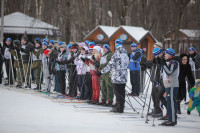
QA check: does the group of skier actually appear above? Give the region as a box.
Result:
[0,35,200,126]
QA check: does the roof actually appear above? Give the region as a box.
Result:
[110,26,157,43]
[83,25,118,40]
[0,12,61,36]
[179,29,200,38]
[120,26,148,42]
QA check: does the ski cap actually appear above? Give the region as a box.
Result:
[103,44,110,50]
[188,47,195,52]
[165,48,175,56]
[153,48,162,56]
[130,43,137,47]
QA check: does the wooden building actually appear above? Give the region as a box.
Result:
[0,12,61,43]
[83,25,118,45]
[84,25,157,60]
[109,26,157,60]
[164,29,200,54]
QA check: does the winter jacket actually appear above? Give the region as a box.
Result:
[128,49,142,71]
[101,46,129,84]
[55,50,68,71]
[88,52,101,75]
[99,50,113,80]
[9,47,22,68]
[20,42,34,63]
[162,58,179,88]
[74,54,87,75]
[178,54,195,101]
[32,47,43,69]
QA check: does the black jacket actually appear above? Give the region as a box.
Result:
[178,54,195,101]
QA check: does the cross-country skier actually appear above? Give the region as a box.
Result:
[101,39,129,113]
[160,48,179,126]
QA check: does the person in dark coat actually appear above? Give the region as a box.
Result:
[177,54,195,114]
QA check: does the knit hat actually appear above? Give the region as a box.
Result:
[85,40,90,46]
[49,40,55,44]
[82,46,89,51]
[130,43,137,47]
[89,45,94,52]
[13,40,20,46]
[21,35,28,41]
[68,43,73,49]
[60,44,68,49]
[43,38,48,43]
[93,46,101,52]
[188,47,195,52]
[154,42,163,48]
[71,43,79,49]
[6,38,12,42]
[115,39,123,48]
[89,42,95,46]
[103,44,110,50]
[58,41,64,46]
[36,38,41,42]
[44,49,50,55]
[153,48,162,56]
[42,42,48,47]
[165,48,175,56]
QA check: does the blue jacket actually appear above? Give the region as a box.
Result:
[128,49,142,71]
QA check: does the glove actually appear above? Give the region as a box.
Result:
[92,55,96,61]
[153,58,156,64]
[160,58,167,66]
[96,71,102,77]
[156,57,161,64]
[81,57,85,62]
[20,47,25,52]
[94,61,100,68]
[30,47,35,52]
[85,57,89,61]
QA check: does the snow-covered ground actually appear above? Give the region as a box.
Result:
[0,84,200,133]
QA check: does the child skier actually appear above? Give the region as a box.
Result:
[160,48,179,126]
[187,79,200,116]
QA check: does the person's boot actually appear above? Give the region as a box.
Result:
[152,108,163,118]
[104,100,113,107]
[98,99,106,105]
[158,114,168,120]
[176,100,181,114]
[160,120,176,126]
[33,85,39,90]
[118,103,124,113]
[187,110,191,115]
[110,104,120,113]
[147,108,155,116]
[16,84,22,88]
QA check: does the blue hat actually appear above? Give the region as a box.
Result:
[36,38,41,42]
[85,40,90,46]
[153,48,162,56]
[43,38,48,43]
[68,43,73,49]
[115,39,123,48]
[6,38,12,42]
[58,41,64,45]
[115,39,123,45]
[49,40,55,44]
[188,47,195,52]
[130,43,137,47]
[89,42,95,46]
[42,42,48,46]
[103,44,110,50]
[165,48,175,56]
